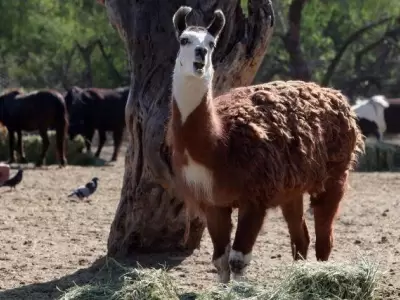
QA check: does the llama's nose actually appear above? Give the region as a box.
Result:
[195,47,207,61]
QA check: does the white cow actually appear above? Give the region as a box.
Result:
[352,95,389,141]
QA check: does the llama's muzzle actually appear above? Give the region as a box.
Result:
[193,61,205,72]
[195,47,207,60]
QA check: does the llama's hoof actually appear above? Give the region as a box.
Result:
[229,250,251,281]
[217,269,231,284]
[229,259,245,279]
[213,245,231,284]
[231,272,245,282]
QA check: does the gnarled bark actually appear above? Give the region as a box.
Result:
[98,0,274,257]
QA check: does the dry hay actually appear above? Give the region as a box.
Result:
[0,131,106,166]
[356,139,400,171]
[58,258,379,300]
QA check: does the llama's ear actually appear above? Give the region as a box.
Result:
[207,9,226,40]
[173,6,192,38]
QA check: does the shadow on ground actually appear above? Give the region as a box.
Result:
[0,252,193,300]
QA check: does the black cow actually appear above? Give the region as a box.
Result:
[65,86,129,161]
[383,103,400,134]
[0,89,68,166]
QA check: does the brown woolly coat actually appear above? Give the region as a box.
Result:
[166,80,365,214]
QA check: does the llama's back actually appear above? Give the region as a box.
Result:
[215,80,364,196]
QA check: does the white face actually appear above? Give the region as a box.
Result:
[175,28,216,79]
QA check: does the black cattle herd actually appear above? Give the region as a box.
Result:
[0,86,130,167]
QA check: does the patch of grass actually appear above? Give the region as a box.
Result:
[0,130,106,166]
[58,258,379,300]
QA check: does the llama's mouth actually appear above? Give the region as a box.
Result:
[193,62,205,73]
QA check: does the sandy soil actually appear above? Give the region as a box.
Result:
[0,144,399,300]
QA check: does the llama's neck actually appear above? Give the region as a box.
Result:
[172,69,215,123]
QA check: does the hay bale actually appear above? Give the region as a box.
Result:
[0,131,105,166]
[356,140,400,172]
[58,258,379,300]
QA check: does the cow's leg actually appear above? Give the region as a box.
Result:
[205,206,233,283]
[7,129,16,164]
[83,128,95,153]
[280,194,310,260]
[55,126,67,167]
[37,129,50,167]
[312,171,348,261]
[110,128,124,161]
[94,130,106,158]
[16,130,27,163]
[230,203,266,281]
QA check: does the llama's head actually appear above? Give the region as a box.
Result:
[172,6,225,80]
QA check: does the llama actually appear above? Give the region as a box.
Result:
[166,6,365,283]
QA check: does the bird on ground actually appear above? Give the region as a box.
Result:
[0,168,23,191]
[68,177,99,201]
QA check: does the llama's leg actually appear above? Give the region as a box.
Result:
[231,204,266,281]
[205,206,233,283]
[7,130,15,163]
[94,130,106,158]
[110,128,123,161]
[16,130,27,163]
[311,171,348,261]
[280,194,310,260]
[37,129,50,166]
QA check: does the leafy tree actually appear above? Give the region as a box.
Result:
[250,0,400,99]
[0,0,128,91]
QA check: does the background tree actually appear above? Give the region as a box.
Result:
[255,0,400,100]
[0,0,128,90]
[95,0,274,256]
[0,0,398,100]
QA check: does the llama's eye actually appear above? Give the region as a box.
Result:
[209,41,215,49]
[180,38,189,45]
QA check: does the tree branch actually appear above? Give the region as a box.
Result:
[354,25,400,73]
[61,45,77,88]
[214,0,275,94]
[93,39,123,82]
[344,75,383,100]
[322,17,393,86]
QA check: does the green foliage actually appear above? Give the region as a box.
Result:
[0,131,106,166]
[0,0,128,90]
[251,0,400,98]
[0,0,399,98]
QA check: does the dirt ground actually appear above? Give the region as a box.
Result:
[0,143,399,300]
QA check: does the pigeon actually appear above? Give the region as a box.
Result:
[0,168,23,191]
[68,177,99,201]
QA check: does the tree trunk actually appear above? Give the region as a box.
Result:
[282,0,311,81]
[98,0,274,257]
